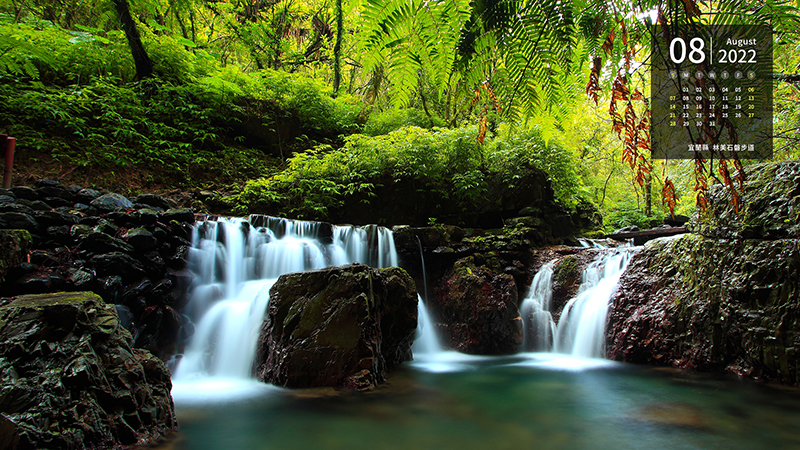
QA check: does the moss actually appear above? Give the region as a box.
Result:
[1,291,100,309]
[553,255,579,287]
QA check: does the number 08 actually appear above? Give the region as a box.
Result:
[669,37,706,64]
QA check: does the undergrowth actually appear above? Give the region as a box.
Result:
[234,126,585,219]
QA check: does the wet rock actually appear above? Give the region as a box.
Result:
[77,231,134,254]
[33,179,60,188]
[90,193,133,212]
[68,268,94,289]
[37,184,74,201]
[31,210,79,227]
[161,207,194,224]
[90,252,145,280]
[136,208,160,226]
[0,230,31,283]
[0,194,14,204]
[28,199,52,211]
[75,188,102,204]
[0,292,177,449]
[12,272,53,294]
[0,202,32,214]
[255,263,418,390]
[607,233,800,385]
[135,194,171,211]
[9,186,37,200]
[134,305,183,359]
[42,196,72,208]
[0,212,39,231]
[28,249,59,266]
[93,219,119,236]
[125,227,158,252]
[432,255,522,354]
[106,211,138,228]
[689,160,800,239]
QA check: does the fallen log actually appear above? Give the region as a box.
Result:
[606,226,688,246]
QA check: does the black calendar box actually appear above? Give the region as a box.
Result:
[651,25,773,160]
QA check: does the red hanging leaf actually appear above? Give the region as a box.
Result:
[477,112,488,144]
[662,177,678,216]
[586,57,602,105]
[602,28,615,56]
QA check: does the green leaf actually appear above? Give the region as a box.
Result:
[177,37,197,48]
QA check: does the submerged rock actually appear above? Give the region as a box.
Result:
[0,292,177,449]
[255,263,417,390]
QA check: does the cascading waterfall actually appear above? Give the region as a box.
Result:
[174,216,400,382]
[554,249,634,358]
[519,247,635,359]
[411,236,443,355]
[519,260,556,352]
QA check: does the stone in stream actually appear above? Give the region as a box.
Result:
[255,263,418,390]
[432,255,523,354]
[0,292,177,449]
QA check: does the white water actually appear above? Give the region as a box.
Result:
[413,295,444,355]
[519,260,556,351]
[554,249,634,358]
[173,216,401,388]
[519,247,635,360]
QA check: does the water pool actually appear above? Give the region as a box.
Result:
[162,353,800,450]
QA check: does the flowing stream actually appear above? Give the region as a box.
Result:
[164,218,800,449]
[519,247,635,358]
[172,216,402,395]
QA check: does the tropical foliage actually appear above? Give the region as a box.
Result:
[0,0,799,225]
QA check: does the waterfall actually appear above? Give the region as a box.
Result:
[554,249,634,358]
[519,260,556,351]
[174,216,399,382]
[411,236,444,355]
[413,295,444,355]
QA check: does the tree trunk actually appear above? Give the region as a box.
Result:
[332,0,343,96]
[644,172,652,217]
[113,0,153,80]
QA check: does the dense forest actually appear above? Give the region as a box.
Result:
[1,0,800,230]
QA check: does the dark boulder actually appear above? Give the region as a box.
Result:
[135,194,171,211]
[0,292,177,449]
[75,188,102,204]
[0,212,39,231]
[125,227,158,252]
[255,263,418,390]
[432,255,522,354]
[77,231,134,254]
[161,207,194,224]
[9,186,37,201]
[90,193,134,212]
[89,252,145,279]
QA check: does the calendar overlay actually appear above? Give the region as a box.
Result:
[651,25,773,160]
